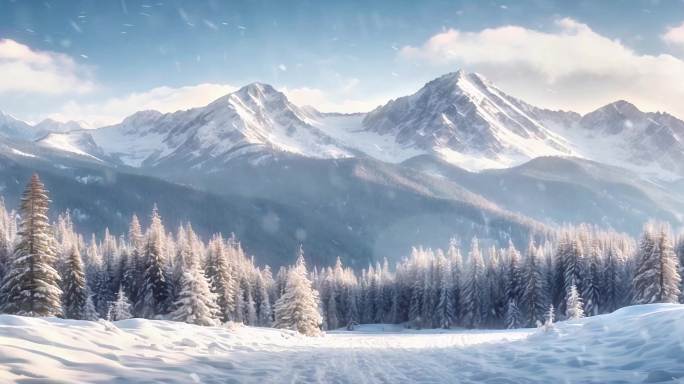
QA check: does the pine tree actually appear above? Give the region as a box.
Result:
[633,224,682,304]
[541,304,555,332]
[0,174,62,317]
[83,294,100,320]
[582,240,602,316]
[563,237,584,302]
[505,241,524,306]
[434,253,455,328]
[522,244,547,327]
[62,244,88,319]
[255,271,273,326]
[565,284,584,320]
[273,247,322,336]
[107,286,132,321]
[170,261,219,326]
[205,235,237,322]
[602,245,624,312]
[504,299,523,329]
[447,239,463,325]
[485,247,505,327]
[139,233,170,318]
[408,270,423,327]
[462,238,485,328]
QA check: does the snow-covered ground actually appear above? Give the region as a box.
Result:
[1,304,683,383]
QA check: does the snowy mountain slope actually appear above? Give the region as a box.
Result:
[0,149,381,267]
[0,112,87,141]
[404,155,684,234]
[0,110,36,141]
[2,304,683,383]
[39,131,105,162]
[362,70,576,170]
[33,118,89,134]
[150,152,546,263]
[553,100,684,180]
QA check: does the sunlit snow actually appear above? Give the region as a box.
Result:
[1,304,683,383]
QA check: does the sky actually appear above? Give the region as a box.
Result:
[1,0,684,126]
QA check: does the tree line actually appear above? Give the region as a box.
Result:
[0,174,681,336]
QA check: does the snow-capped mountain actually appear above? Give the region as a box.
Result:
[33,118,89,135]
[361,70,576,169]
[34,70,684,181]
[0,110,35,140]
[561,100,684,179]
[40,83,357,168]
[0,112,87,141]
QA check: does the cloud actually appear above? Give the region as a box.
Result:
[399,18,684,118]
[51,83,237,127]
[0,38,94,94]
[283,86,386,113]
[662,21,684,48]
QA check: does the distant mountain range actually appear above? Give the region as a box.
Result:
[2,70,684,266]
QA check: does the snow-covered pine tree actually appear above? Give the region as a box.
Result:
[552,234,570,313]
[563,237,584,303]
[408,276,423,328]
[565,284,584,320]
[504,299,523,329]
[0,174,62,317]
[420,259,436,328]
[273,246,322,336]
[484,246,505,327]
[462,237,485,328]
[139,228,170,318]
[522,243,547,327]
[505,241,524,308]
[345,284,360,329]
[325,277,339,330]
[205,235,237,322]
[101,228,120,304]
[601,244,624,312]
[582,240,602,316]
[170,255,219,326]
[123,214,144,307]
[62,243,88,319]
[447,239,463,325]
[434,251,455,328]
[244,282,258,326]
[83,294,100,320]
[107,286,132,321]
[633,223,682,304]
[254,270,273,326]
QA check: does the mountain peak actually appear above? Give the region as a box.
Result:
[582,100,643,126]
[235,82,280,98]
[120,110,164,126]
[429,70,488,88]
[606,100,641,115]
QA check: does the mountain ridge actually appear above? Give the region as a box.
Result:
[32,70,684,181]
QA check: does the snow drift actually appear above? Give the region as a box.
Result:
[1,304,683,383]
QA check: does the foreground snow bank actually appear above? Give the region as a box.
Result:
[1,304,683,383]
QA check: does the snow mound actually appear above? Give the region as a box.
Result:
[1,304,683,383]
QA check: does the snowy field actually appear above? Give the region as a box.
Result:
[1,304,684,384]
